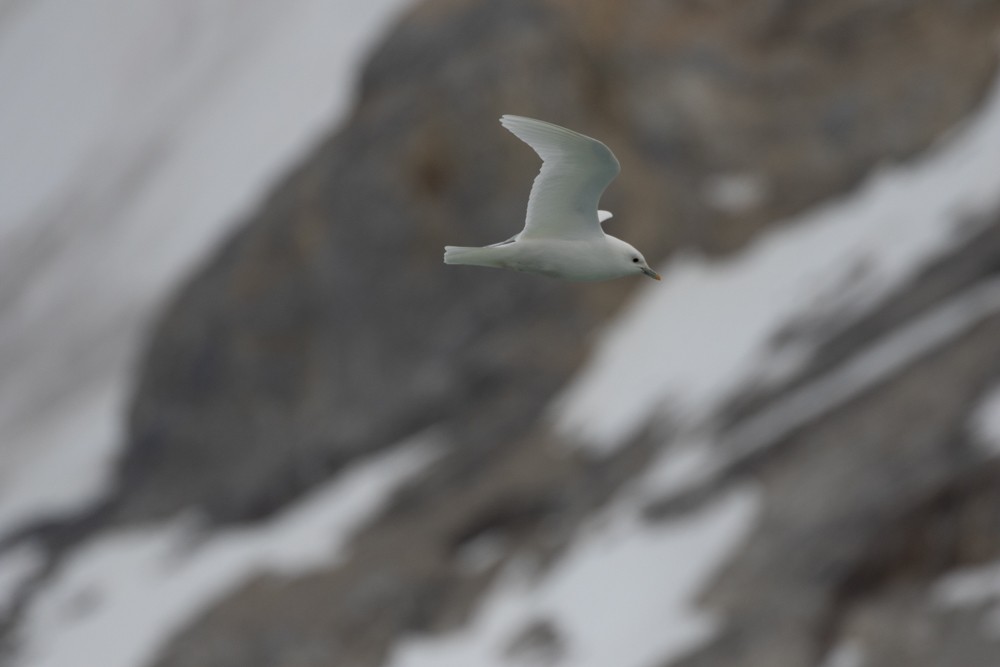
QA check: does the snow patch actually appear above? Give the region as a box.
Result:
[456,531,509,576]
[933,558,1000,639]
[0,0,413,537]
[722,279,1000,461]
[970,384,1000,455]
[634,438,719,502]
[934,560,1000,609]
[388,484,759,667]
[622,279,1000,510]
[0,543,44,617]
[10,441,437,667]
[701,172,768,214]
[818,640,866,667]
[556,73,1000,452]
[0,377,123,540]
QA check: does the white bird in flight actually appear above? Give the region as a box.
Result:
[444,115,661,282]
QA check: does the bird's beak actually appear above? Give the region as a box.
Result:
[641,267,662,281]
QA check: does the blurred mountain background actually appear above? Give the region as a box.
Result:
[2,1,1000,666]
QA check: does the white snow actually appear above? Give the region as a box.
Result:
[556,73,1000,452]
[701,172,768,214]
[0,0,413,538]
[721,278,1000,461]
[634,437,719,502]
[620,279,1000,506]
[10,440,437,667]
[818,640,866,667]
[0,376,123,541]
[455,531,510,576]
[933,558,1000,639]
[388,475,759,667]
[935,559,1000,608]
[0,543,44,617]
[970,384,1000,455]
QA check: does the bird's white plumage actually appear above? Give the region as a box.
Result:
[500,115,620,242]
[443,115,659,282]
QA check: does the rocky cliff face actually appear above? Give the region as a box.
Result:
[6,1,1000,666]
[120,0,1000,525]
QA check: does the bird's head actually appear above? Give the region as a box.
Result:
[609,236,660,281]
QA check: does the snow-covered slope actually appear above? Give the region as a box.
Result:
[383,75,1000,667]
[0,0,413,539]
[972,383,1000,455]
[11,441,436,667]
[388,486,759,667]
[5,68,999,667]
[555,73,1000,452]
[3,3,1000,666]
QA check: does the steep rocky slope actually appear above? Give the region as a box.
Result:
[121,0,1000,525]
[5,1,1000,666]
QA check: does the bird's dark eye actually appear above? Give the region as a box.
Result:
[632,257,639,263]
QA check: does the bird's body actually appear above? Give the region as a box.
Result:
[445,235,646,282]
[443,115,660,282]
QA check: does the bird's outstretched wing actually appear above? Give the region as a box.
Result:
[500,115,620,242]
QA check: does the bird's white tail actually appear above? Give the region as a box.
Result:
[443,246,498,267]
